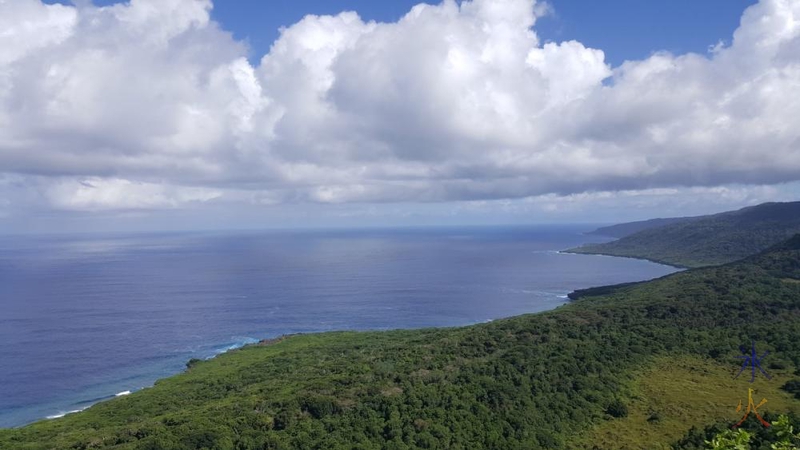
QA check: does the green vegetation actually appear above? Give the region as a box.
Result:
[783,380,800,400]
[588,216,699,239]
[576,355,800,449]
[570,201,800,268]
[674,413,800,449]
[2,236,800,449]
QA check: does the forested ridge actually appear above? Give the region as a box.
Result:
[570,201,800,268]
[587,216,699,239]
[2,236,800,449]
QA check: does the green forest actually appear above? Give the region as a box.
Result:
[2,236,800,449]
[569,201,800,268]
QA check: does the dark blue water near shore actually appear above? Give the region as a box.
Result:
[0,226,678,427]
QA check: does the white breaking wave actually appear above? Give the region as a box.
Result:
[500,287,571,299]
[45,389,134,421]
[46,407,88,420]
[212,337,260,356]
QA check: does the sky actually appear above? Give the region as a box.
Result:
[2,0,800,233]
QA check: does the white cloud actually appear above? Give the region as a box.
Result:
[45,177,221,211]
[0,0,798,216]
[0,0,77,65]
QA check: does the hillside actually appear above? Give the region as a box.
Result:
[587,216,699,238]
[2,237,800,449]
[569,201,800,268]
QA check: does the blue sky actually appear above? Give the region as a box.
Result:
[535,0,757,64]
[5,0,800,232]
[207,0,755,66]
[52,0,757,67]
[218,0,757,66]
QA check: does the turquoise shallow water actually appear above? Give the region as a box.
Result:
[0,225,678,427]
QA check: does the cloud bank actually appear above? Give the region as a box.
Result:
[0,0,799,216]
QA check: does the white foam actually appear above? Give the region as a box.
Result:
[46,407,87,420]
[44,389,132,421]
[213,337,260,355]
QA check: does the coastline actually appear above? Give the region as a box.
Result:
[11,310,582,429]
[8,339,263,429]
[560,248,689,270]
[5,251,679,430]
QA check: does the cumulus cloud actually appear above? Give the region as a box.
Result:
[45,177,221,211]
[0,0,798,214]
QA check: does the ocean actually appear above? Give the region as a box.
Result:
[0,225,678,428]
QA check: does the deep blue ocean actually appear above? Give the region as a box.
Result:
[0,226,678,428]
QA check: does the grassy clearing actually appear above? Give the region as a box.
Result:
[573,355,800,450]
